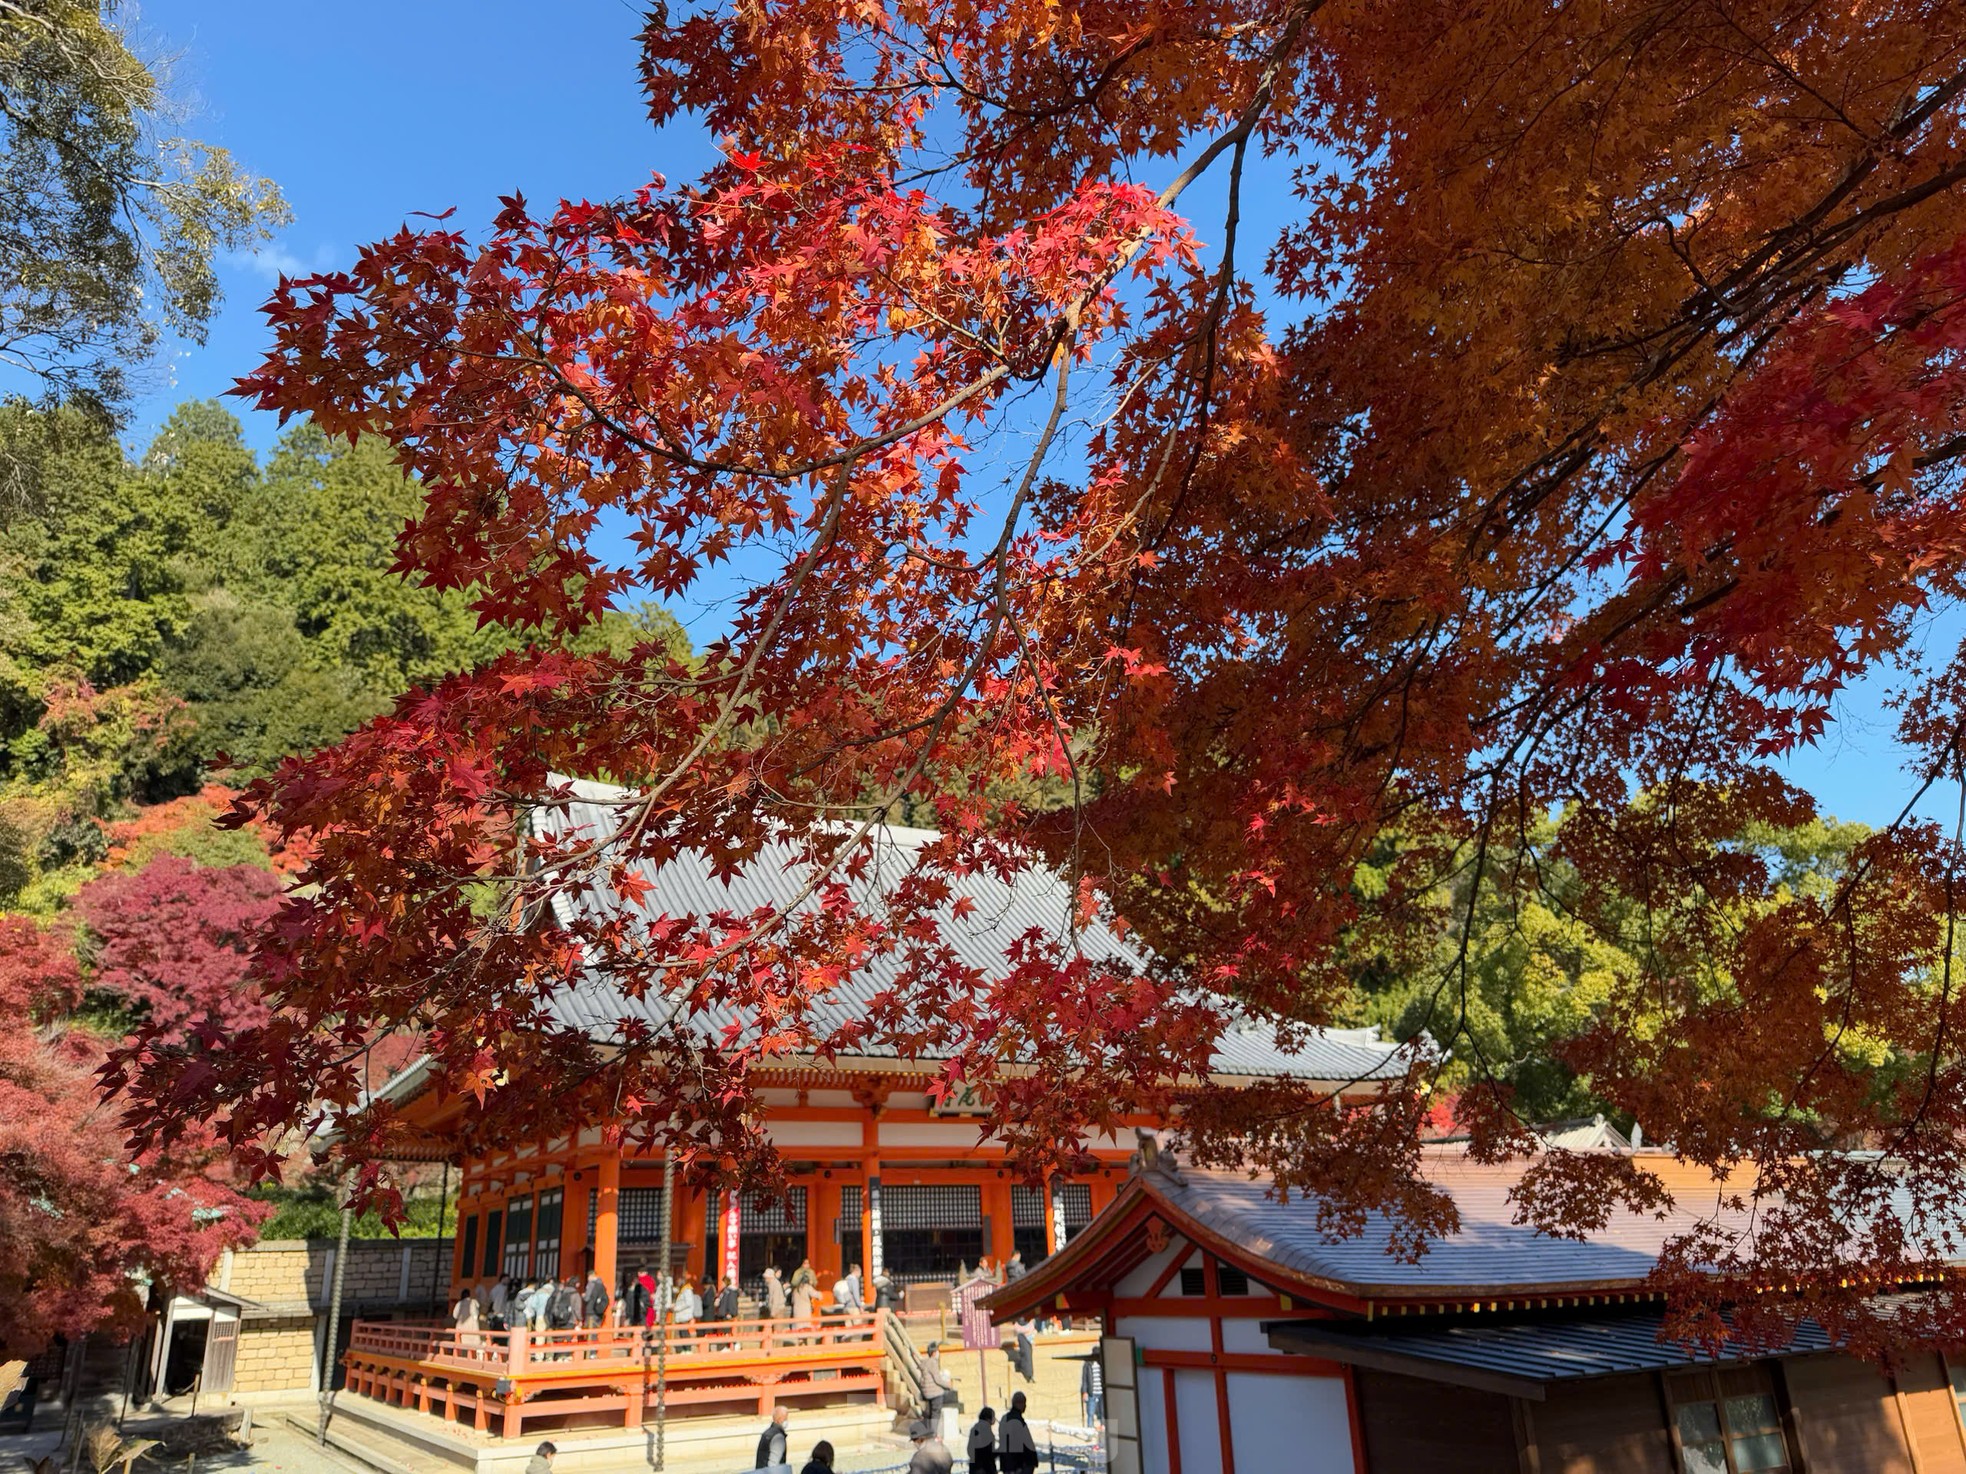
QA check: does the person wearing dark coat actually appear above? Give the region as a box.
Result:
[626,1266,654,1328]
[717,1278,741,1322]
[1002,1317,1036,1382]
[966,1408,999,1474]
[798,1439,835,1474]
[547,1275,579,1330]
[998,1392,1038,1474]
[1081,1352,1105,1424]
[754,1406,791,1468]
[583,1270,610,1328]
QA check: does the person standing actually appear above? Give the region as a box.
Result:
[527,1278,553,1331]
[524,1441,557,1474]
[763,1265,789,1320]
[799,1439,835,1474]
[920,1342,957,1420]
[1081,1352,1104,1425]
[790,1260,817,1324]
[672,1274,700,1339]
[1007,1317,1036,1383]
[832,1263,863,1314]
[754,1405,791,1469]
[487,1276,510,1331]
[998,1391,1038,1474]
[584,1268,611,1330]
[872,1266,895,1312]
[451,1286,480,1347]
[626,1265,651,1328]
[905,1418,954,1474]
[549,1274,580,1332]
[966,1408,999,1474]
[1004,1251,1026,1282]
[716,1276,740,1324]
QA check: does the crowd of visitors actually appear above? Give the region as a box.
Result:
[453,1251,1079,1473]
[447,1252,895,1344]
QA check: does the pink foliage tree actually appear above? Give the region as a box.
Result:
[74,856,282,1038]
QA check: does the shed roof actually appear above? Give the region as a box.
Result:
[1263,1308,1844,1400]
[529,778,1407,1085]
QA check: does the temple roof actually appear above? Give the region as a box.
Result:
[987,1144,1966,1316]
[530,777,1409,1086]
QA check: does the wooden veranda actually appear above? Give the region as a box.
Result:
[341,1310,897,1439]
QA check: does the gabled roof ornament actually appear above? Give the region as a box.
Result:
[1133,1127,1182,1182]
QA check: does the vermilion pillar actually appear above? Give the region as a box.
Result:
[595,1150,620,1291]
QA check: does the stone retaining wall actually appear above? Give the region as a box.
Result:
[205,1237,454,1398]
[218,1237,453,1313]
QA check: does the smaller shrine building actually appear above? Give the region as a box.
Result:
[987,1143,1966,1474]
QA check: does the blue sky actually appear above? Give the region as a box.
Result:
[130,0,714,444]
[126,1,1954,832]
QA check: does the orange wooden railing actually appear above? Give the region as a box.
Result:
[341,1311,889,1439]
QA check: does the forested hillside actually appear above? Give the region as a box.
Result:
[0,398,689,1264]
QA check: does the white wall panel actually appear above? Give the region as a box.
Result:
[763,1120,864,1148]
[1112,1316,1214,1353]
[1174,1368,1221,1473]
[1225,1371,1352,1474]
[1115,1244,1189,1299]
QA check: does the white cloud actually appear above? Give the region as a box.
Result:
[222,241,339,283]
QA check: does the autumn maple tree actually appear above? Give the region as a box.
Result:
[74,854,283,1041]
[109,0,1966,1346]
[0,915,259,1357]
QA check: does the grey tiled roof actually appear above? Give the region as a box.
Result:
[1141,1152,1966,1296]
[531,778,1406,1084]
[1150,1154,1712,1293]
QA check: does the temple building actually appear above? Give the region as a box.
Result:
[375,780,1408,1311]
[987,1144,1966,1474]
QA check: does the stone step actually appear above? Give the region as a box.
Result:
[291,1394,898,1473]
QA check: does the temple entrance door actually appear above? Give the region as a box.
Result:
[881,1184,984,1286]
[1013,1181,1093,1266]
[733,1185,808,1298]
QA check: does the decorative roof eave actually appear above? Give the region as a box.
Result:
[982,1163,1725,1323]
[986,1168,1383,1321]
[377,1045,1388,1148]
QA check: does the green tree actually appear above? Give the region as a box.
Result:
[0,0,286,435]
[1352,803,1876,1126]
[222,424,505,691]
[0,398,695,895]
[157,593,389,778]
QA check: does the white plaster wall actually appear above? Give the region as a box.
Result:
[1115,1245,1190,1299]
[1113,1316,1213,1353]
[764,1120,864,1148]
[1219,1319,1284,1357]
[1225,1371,1352,1473]
[878,1121,999,1148]
[1137,1363,1169,1474]
[1173,1369,1220,1472]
